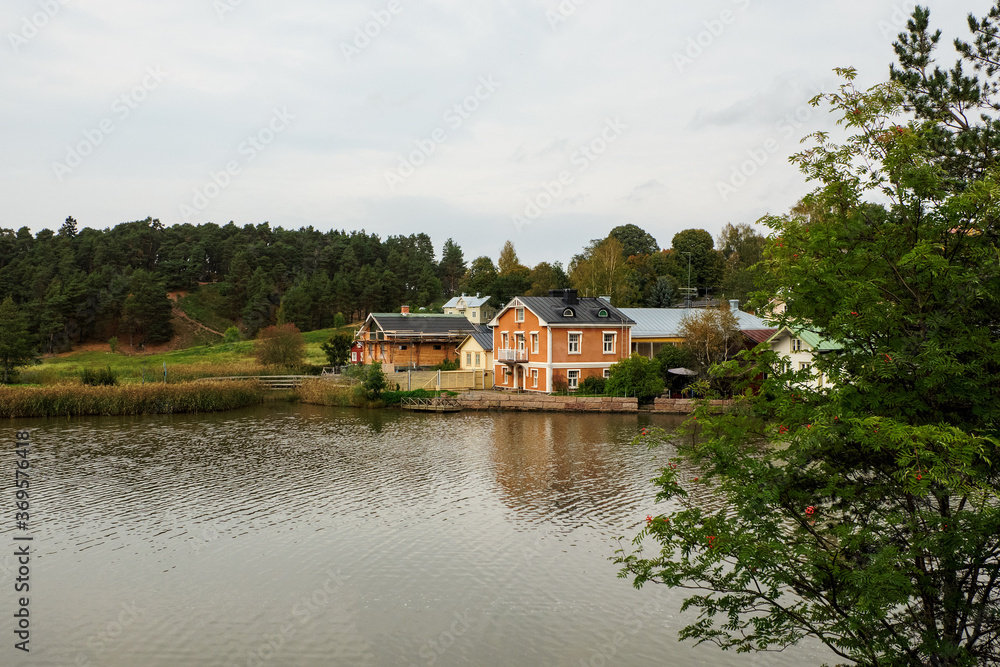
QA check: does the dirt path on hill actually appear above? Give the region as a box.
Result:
[167,291,225,337]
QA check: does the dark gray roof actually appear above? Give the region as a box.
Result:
[516,297,635,326]
[470,324,494,351]
[367,313,477,337]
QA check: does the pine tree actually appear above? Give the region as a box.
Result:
[0,297,37,383]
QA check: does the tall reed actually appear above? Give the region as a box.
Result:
[0,381,267,418]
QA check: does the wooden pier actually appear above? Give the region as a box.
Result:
[198,375,316,390]
[400,397,463,413]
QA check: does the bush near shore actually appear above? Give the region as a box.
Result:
[0,380,267,418]
[294,380,454,409]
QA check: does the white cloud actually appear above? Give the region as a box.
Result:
[0,0,991,263]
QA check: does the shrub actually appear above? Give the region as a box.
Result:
[580,375,606,395]
[223,326,241,344]
[254,324,305,367]
[606,354,664,403]
[551,375,569,395]
[363,361,387,399]
[433,357,460,371]
[333,312,347,329]
[81,366,119,386]
[108,337,118,353]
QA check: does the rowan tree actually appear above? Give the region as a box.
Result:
[616,14,1000,663]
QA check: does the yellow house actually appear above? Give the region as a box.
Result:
[456,325,493,371]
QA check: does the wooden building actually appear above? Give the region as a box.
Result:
[356,308,477,369]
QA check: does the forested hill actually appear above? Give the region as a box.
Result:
[0,217,766,353]
[0,217,463,353]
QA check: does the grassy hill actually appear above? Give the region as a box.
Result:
[23,325,354,385]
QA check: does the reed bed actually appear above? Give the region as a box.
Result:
[0,380,267,418]
[295,379,359,408]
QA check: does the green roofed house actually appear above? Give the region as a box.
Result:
[767,326,842,388]
[356,306,477,370]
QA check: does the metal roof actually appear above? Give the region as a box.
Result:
[619,308,770,339]
[743,328,779,345]
[767,326,842,351]
[444,294,491,309]
[470,324,494,351]
[513,296,635,326]
[365,313,478,337]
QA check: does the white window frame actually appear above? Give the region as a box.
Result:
[515,307,525,323]
[799,362,811,371]
[466,352,472,367]
[471,311,477,319]
[603,368,611,379]
[531,369,538,388]
[603,331,616,354]
[502,366,509,384]
[475,352,481,367]
[568,331,582,355]
[530,332,539,354]
[567,369,580,390]
[792,338,802,352]
[501,332,509,349]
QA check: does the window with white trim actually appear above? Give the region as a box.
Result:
[475,352,481,367]
[792,338,802,352]
[515,307,525,322]
[502,367,509,384]
[603,332,616,354]
[471,311,477,319]
[501,332,509,349]
[568,332,581,354]
[466,353,472,367]
[531,369,538,388]
[567,370,580,390]
[603,368,611,379]
[530,332,539,354]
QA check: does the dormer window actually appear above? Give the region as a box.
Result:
[563,308,575,317]
[598,309,608,318]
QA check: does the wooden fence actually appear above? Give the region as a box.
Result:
[385,370,493,392]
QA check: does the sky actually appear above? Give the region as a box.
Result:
[0,0,991,267]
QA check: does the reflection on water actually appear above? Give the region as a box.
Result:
[1,403,829,666]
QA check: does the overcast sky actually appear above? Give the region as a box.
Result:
[0,0,989,266]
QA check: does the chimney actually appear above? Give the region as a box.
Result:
[548,289,565,299]
[564,289,578,305]
[401,305,410,315]
[729,299,739,312]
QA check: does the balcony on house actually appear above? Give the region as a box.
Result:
[497,348,528,364]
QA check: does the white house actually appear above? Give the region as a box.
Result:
[442,295,497,325]
[767,327,841,388]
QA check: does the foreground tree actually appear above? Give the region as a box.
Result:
[616,55,1000,667]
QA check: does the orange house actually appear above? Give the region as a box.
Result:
[489,290,634,392]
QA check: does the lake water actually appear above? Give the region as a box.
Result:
[1,403,830,666]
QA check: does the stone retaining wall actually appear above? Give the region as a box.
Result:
[652,397,733,414]
[458,392,638,413]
